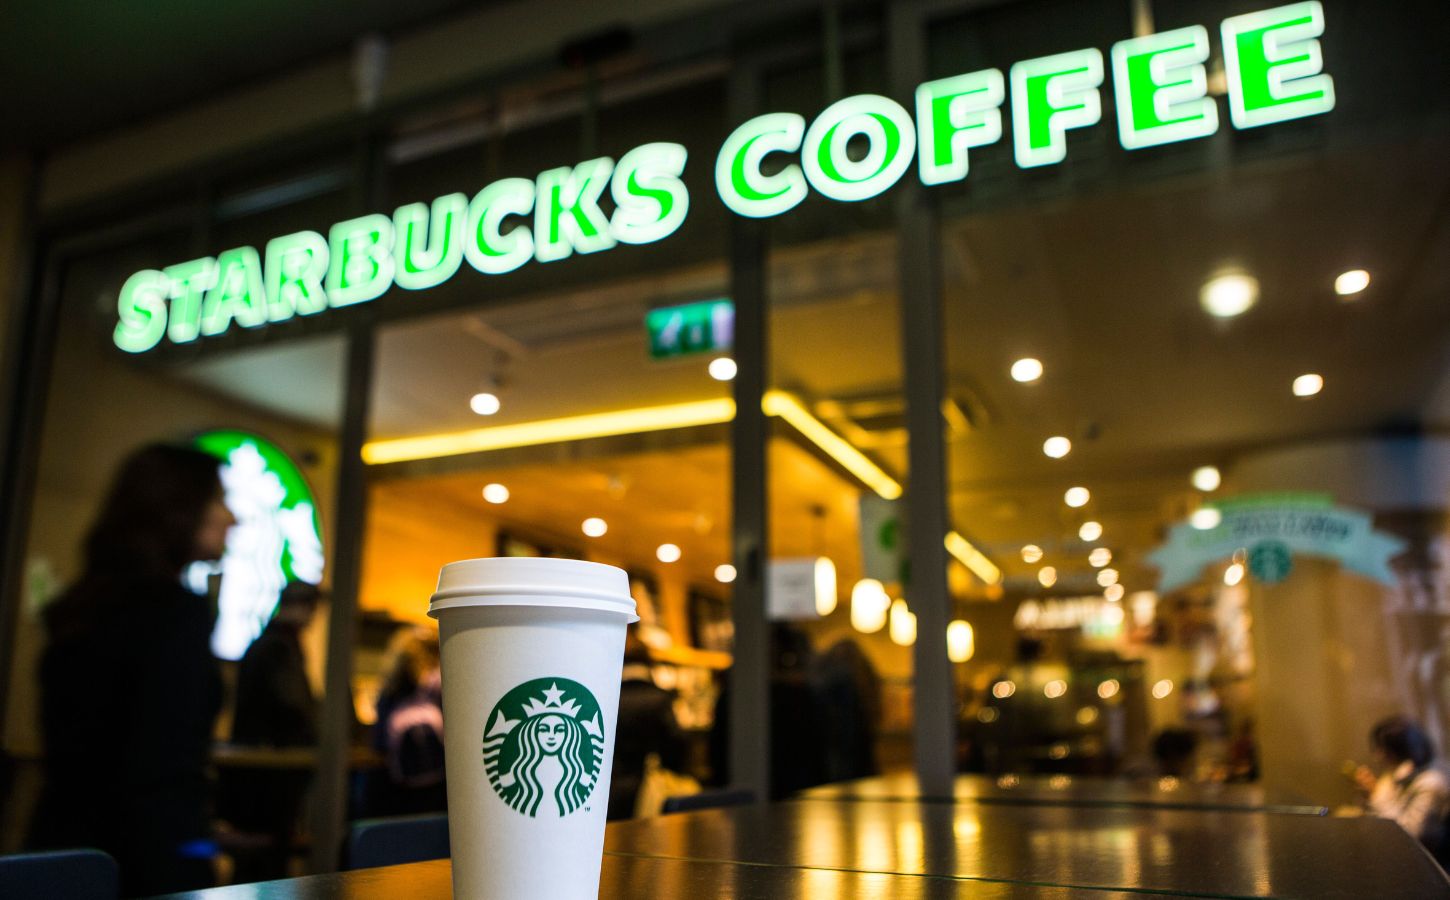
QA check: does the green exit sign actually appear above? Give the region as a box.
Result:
[646,299,733,359]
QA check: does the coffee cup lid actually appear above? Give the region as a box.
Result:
[428,557,638,621]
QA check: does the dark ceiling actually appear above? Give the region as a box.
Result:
[0,0,491,152]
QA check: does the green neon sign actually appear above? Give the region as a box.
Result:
[188,430,324,661]
[115,3,1333,353]
[646,298,734,360]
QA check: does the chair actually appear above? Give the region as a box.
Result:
[661,788,756,815]
[346,813,450,870]
[0,848,119,900]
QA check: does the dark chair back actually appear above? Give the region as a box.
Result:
[346,813,450,870]
[0,848,119,900]
[661,788,756,815]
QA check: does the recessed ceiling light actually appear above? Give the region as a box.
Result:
[1011,358,1044,383]
[1097,567,1119,587]
[1191,507,1222,530]
[1038,566,1058,587]
[1192,466,1222,492]
[1199,272,1259,318]
[1021,544,1044,564]
[656,543,682,563]
[1089,547,1112,568]
[715,564,737,583]
[1293,373,1324,397]
[1064,487,1090,508]
[482,483,509,504]
[470,392,502,415]
[1078,521,1103,542]
[1043,436,1072,459]
[1103,583,1125,602]
[708,357,738,381]
[582,517,608,537]
[1334,269,1370,296]
[1224,562,1245,586]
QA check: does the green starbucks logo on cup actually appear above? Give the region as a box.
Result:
[483,677,605,818]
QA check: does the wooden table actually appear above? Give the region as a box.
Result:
[155,794,1448,899]
[796,772,1329,816]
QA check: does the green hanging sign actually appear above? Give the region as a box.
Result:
[645,298,733,359]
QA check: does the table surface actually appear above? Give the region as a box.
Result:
[154,795,1450,899]
[795,772,1330,816]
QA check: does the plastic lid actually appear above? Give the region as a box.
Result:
[428,557,637,621]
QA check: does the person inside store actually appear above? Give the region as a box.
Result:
[1354,715,1450,857]
[27,442,235,897]
[364,626,446,816]
[217,580,322,883]
[812,638,882,784]
[608,625,688,819]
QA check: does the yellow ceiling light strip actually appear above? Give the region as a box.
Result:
[945,531,1002,585]
[762,389,903,500]
[361,398,737,465]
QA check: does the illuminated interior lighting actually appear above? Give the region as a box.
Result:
[1199,272,1258,318]
[814,557,838,616]
[715,564,737,584]
[992,680,1016,699]
[1044,679,1067,699]
[1152,679,1174,699]
[1078,521,1102,542]
[482,483,510,504]
[851,579,889,634]
[1097,567,1119,587]
[582,517,608,538]
[1043,436,1072,459]
[469,392,502,415]
[1064,486,1090,508]
[708,357,738,381]
[1038,566,1058,588]
[1076,706,1098,725]
[945,531,1003,585]
[763,390,902,500]
[1192,465,1222,492]
[1292,373,1324,397]
[1224,562,1245,586]
[1103,583,1124,602]
[1097,679,1120,699]
[889,599,917,646]
[656,543,682,563]
[362,398,736,464]
[1021,544,1044,564]
[947,620,975,663]
[1089,547,1112,568]
[1010,358,1044,383]
[1334,269,1370,296]
[1191,507,1222,530]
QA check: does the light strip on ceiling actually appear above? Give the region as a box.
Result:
[762,390,903,500]
[361,398,737,465]
[945,531,1002,585]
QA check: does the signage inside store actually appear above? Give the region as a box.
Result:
[115,2,1333,353]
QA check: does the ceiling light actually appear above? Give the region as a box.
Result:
[715,564,737,583]
[1064,487,1090,508]
[1043,436,1072,459]
[1103,583,1125,602]
[992,680,1016,699]
[1334,269,1370,296]
[945,532,1003,585]
[1089,548,1112,568]
[1192,466,1222,492]
[469,392,502,415]
[1044,679,1067,699]
[947,620,975,663]
[1152,679,1174,699]
[762,391,903,500]
[708,357,738,381]
[1011,358,1044,383]
[1021,544,1044,564]
[1224,562,1245,586]
[889,599,917,646]
[1098,679,1120,699]
[814,557,838,616]
[582,517,608,538]
[851,579,889,633]
[1293,373,1324,397]
[656,543,681,563]
[481,483,510,504]
[1097,568,1119,587]
[1199,272,1259,318]
[1038,566,1058,588]
[1078,521,1102,542]
[1191,507,1222,530]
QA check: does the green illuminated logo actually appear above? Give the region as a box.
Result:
[483,678,605,818]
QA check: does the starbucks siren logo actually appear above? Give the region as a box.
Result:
[483,678,604,818]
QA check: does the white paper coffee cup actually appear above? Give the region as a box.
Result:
[429,557,638,900]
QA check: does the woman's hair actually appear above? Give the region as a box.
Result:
[1372,715,1435,768]
[378,626,441,706]
[81,443,224,580]
[509,715,587,817]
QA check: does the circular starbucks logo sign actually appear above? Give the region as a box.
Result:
[483,678,604,818]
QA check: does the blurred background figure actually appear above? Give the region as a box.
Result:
[365,627,445,816]
[218,581,321,882]
[812,639,882,785]
[27,443,233,896]
[1354,715,1450,857]
[609,626,688,819]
